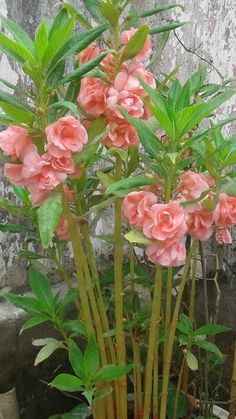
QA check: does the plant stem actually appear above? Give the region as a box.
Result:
[62,194,94,334]
[159,241,197,419]
[131,331,143,418]
[114,155,127,419]
[143,266,162,419]
[182,242,198,393]
[130,242,135,293]
[173,357,185,419]
[164,267,172,356]
[199,241,209,417]
[153,347,159,419]
[229,343,236,419]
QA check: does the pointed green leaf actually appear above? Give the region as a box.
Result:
[193,324,230,336]
[34,339,65,365]
[42,17,74,67]
[105,175,155,196]
[94,364,133,382]
[28,266,53,310]
[83,336,99,380]
[1,292,46,316]
[139,4,183,18]
[120,25,149,64]
[149,21,187,35]
[34,20,48,62]
[37,192,63,248]
[83,0,105,23]
[68,339,85,379]
[58,51,109,85]
[50,373,82,392]
[100,0,119,26]
[48,101,78,117]
[0,89,34,113]
[63,320,87,337]
[194,340,223,358]
[0,33,34,64]
[125,228,152,245]
[20,316,47,334]
[0,14,34,54]
[185,351,198,371]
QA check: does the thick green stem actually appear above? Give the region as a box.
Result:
[159,241,197,419]
[173,357,185,419]
[143,266,162,419]
[131,331,143,419]
[164,267,172,356]
[114,155,127,419]
[62,194,94,334]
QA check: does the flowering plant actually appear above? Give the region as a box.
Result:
[0,1,236,418]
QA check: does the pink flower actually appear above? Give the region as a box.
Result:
[186,207,213,241]
[4,163,26,186]
[0,125,32,161]
[215,228,232,244]
[38,167,66,190]
[55,216,70,241]
[178,171,211,201]
[146,240,186,267]
[106,88,144,119]
[114,62,155,97]
[123,191,157,227]
[214,193,236,228]
[42,153,75,174]
[120,27,152,61]
[27,184,48,206]
[103,120,139,149]
[22,151,48,179]
[143,202,187,241]
[46,116,88,158]
[76,42,100,64]
[77,77,108,117]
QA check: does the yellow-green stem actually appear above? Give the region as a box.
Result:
[159,240,197,419]
[62,194,94,334]
[143,266,162,419]
[131,331,143,418]
[153,348,159,419]
[182,242,198,393]
[173,357,185,419]
[114,155,127,419]
[130,242,135,293]
[164,267,172,356]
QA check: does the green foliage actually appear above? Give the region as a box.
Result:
[37,193,63,248]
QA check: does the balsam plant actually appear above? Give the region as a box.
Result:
[0,1,236,418]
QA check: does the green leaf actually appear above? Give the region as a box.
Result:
[58,51,109,85]
[1,292,46,316]
[0,89,34,114]
[28,266,54,311]
[177,314,193,335]
[94,364,133,382]
[83,336,99,380]
[68,339,85,379]
[100,0,119,26]
[37,192,63,248]
[0,14,35,54]
[193,324,230,336]
[185,351,198,371]
[0,102,32,124]
[177,89,236,138]
[18,250,49,260]
[82,388,95,405]
[125,228,152,245]
[63,320,87,337]
[117,106,163,158]
[57,288,79,315]
[63,3,91,29]
[10,184,30,204]
[42,17,74,68]
[108,148,128,162]
[20,316,47,334]
[48,101,78,117]
[0,223,32,233]
[34,20,48,63]
[33,338,65,365]
[49,8,69,37]
[48,24,108,76]
[50,373,82,392]
[139,4,183,18]
[0,33,34,64]
[83,0,105,23]
[120,25,149,64]
[105,175,155,196]
[149,21,187,35]
[194,340,223,358]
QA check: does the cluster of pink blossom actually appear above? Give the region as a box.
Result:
[123,170,236,267]
[77,28,155,149]
[0,117,87,239]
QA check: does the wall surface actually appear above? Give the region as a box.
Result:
[0,0,235,285]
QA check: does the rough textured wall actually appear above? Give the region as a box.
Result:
[0,0,235,288]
